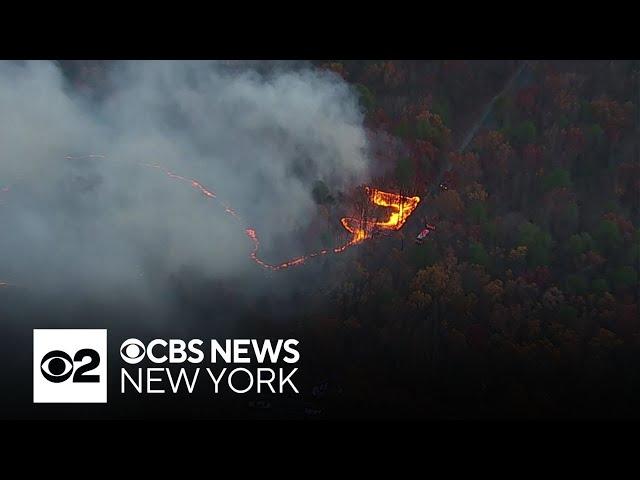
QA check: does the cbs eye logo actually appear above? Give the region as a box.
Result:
[40,349,100,383]
[120,338,145,364]
[33,329,107,403]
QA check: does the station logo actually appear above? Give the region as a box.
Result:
[32,331,300,403]
[33,329,107,403]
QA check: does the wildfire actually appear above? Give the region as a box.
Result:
[145,162,420,270]
[366,187,420,230]
[340,187,420,240]
[132,159,424,270]
[1,157,422,280]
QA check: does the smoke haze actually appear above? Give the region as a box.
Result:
[0,61,371,310]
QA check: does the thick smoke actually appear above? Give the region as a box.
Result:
[0,61,371,309]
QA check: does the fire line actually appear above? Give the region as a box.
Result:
[145,163,420,270]
[1,157,421,279]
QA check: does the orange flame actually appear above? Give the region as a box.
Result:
[143,163,421,270]
[244,187,419,269]
[338,187,420,247]
[0,155,420,278]
[2,156,423,279]
[1,157,422,280]
[366,187,420,230]
[0,145,429,293]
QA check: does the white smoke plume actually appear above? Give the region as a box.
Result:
[0,61,371,306]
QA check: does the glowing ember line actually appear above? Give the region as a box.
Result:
[245,227,344,271]
[143,162,363,270]
[140,161,420,270]
[1,156,422,281]
[129,161,421,270]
